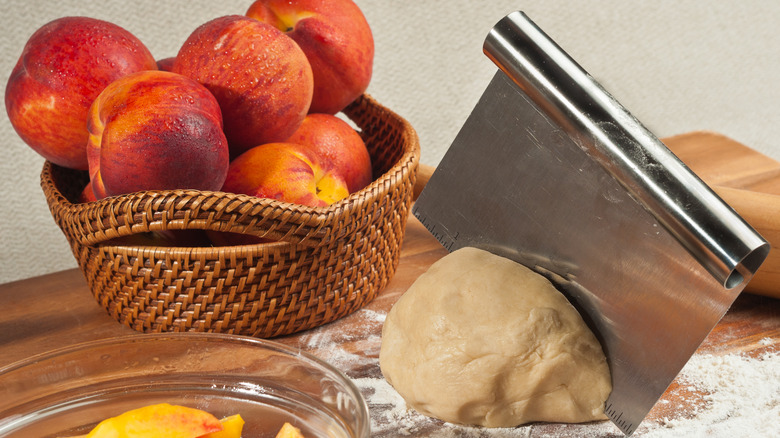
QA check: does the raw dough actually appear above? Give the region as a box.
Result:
[379,247,611,428]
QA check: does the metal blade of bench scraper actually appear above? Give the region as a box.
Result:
[413,11,769,436]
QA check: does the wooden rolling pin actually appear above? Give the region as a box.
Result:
[711,186,780,297]
[411,132,780,299]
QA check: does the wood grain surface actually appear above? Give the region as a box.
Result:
[0,212,776,436]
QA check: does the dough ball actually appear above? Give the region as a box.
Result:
[379,247,611,428]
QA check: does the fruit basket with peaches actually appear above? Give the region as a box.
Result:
[8,0,420,337]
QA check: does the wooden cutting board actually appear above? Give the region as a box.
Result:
[415,131,780,299]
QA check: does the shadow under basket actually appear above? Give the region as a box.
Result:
[41,94,420,338]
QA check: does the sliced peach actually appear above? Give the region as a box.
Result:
[84,403,222,438]
[275,422,305,438]
[199,414,245,438]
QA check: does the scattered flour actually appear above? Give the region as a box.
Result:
[640,349,779,438]
[303,308,779,437]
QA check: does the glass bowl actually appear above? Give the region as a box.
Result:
[0,333,369,438]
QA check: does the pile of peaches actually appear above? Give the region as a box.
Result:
[5,0,374,214]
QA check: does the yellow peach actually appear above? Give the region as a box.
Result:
[84,403,222,438]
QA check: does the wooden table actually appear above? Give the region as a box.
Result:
[1,212,778,437]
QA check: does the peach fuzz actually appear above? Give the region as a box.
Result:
[285,113,372,193]
[5,16,157,170]
[246,0,374,114]
[172,15,313,156]
[86,70,229,199]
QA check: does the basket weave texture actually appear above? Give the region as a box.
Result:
[41,94,420,338]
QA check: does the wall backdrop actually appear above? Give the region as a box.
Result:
[2,0,778,283]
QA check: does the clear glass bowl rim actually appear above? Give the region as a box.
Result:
[0,332,370,437]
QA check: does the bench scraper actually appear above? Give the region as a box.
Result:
[413,11,770,436]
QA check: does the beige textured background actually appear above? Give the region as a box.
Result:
[1,0,779,284]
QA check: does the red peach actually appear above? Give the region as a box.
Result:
[172,15,313,156]
[5,17,157,170]
[79,181,98,203]
[285,113,372,193]
[156,57,176,72]
[87,70,229,198]
[246,0,374,114]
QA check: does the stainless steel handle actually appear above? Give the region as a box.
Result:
[483,11,769,289]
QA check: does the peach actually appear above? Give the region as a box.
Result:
[156,57,176,72]
[246,0,374,114]
[86,70,229,199]
[221,142,349,208]
[5,16,157,170]
[275,422,305,438]
[79,181,98,203]
[201,414,245,438]
[285,113,372,193]
[172,15,313,156]
[210,141,351,246]
[83,403,222,437]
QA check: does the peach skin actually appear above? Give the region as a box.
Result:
[212,141,349,245]
[172,15,313,156]
[246,0,374,114]
[79,181,97,203]
[86,70,229,199]
[285,113,372,193]
[5,16,157,170]
[221,142,349,208]
[201,414,245,438]
[156,57,176,72]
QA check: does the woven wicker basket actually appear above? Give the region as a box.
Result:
[41,94,420,338]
